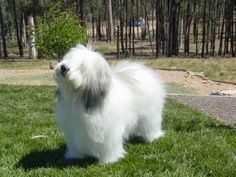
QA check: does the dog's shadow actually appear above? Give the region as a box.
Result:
[17,137,145,171]
[127,136,146,144]
[17,144,97,171]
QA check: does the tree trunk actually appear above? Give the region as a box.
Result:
[184,1,190,56]
[201,0,207,58]
[129,16,132,53]
[19,12,26,47]
[224,0,230,55]
[175,2,180,55]
[0,4,8,57]
[27,15,36,59]
[210,20,216,56]
[136,1,140,40]
[217,3,221,40]
[141,0,154,55]
[167,0,173,56]
[151,9,155,39]
[206,20,210,55]
[155,0,160,58]
[131,0,135,56]
[21,13,27,47]
[117,25,120,58]
[92,15,95,41]
[106,0,113,42]
[193,4,199,56]
[218,2,225,55]
[210,5,216,56]
[13,0,24,57]
[125,0,128,56]
[119,4,125,54]
[96,9,102,40]
[230,0,235,57]
[76,0,85,26]
[179,18,183,49]
[160,0,165,55]
[167,0,178,56]
[235,4,236,56]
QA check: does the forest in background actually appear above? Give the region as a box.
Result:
[0,0,235,59]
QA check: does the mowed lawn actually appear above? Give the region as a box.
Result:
[0,85,236,177]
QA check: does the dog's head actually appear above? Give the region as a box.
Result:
[55,44,111,109]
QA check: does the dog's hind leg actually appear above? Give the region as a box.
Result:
[98,136,126,164]
[136,115,164,143]
[63,134,86,160]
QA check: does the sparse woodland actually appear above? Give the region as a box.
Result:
[0,0,235,58]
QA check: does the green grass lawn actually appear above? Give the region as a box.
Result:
[0,85,235,176]
[0,60,50,70]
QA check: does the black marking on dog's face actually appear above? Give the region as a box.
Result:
[83,64,110,110]
[83,86,107,110]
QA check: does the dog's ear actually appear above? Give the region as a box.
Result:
[83,56,111,110]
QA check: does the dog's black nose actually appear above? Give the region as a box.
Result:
[61,64,69,76]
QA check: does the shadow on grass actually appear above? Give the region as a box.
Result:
[205,122,234,130]
[17,145,97,171]
[127,136,146,144]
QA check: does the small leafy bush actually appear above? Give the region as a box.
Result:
[35,3,87,59]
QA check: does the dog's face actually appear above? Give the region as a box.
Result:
[55,45,111,109]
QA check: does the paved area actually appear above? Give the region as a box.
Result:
[168,94,236,128]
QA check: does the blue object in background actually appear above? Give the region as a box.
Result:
[132,19,142,27]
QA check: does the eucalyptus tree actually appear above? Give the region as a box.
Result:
[4,0,47,58]
[20,0,47,59]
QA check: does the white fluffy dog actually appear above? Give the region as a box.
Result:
[54,44,166,164]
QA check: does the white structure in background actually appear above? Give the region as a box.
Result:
[27,15,37,59]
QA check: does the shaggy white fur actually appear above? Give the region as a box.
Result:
[54,44,166,164]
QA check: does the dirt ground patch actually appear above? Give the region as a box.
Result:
[157,70,236,96]
[0,69,54,86]
[0,69,235,96]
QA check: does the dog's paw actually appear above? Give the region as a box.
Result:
[143,131,165,143]
[99,155,124,164]
[99,151,126,164]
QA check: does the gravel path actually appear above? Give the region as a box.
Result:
[168,95,236,128]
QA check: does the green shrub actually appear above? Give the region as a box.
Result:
[35,3,87,59]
